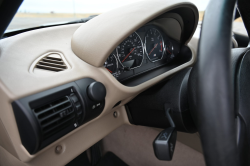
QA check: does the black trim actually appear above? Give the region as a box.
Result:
[0,0,23,38]
[169,7,196,45]
[125,105,134,124]
[113,101,121,108]
[121,45,192,87]
[12,78,106,154]
[2,15,97,38]
[126,68,196,133]
[234,32,249,47]
[237,0,250,38]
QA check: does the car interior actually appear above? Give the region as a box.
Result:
[0,0,250,165]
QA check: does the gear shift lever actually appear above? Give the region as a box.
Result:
[153,104,177,161]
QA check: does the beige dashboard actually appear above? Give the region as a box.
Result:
[0,0,199,165]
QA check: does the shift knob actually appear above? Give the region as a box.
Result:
[87,82,106,102]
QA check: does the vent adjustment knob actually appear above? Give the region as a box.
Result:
[87,82,106,102]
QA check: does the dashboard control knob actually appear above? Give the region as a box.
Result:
[87,82,106,102]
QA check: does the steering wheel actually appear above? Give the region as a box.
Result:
[188,0,250,165]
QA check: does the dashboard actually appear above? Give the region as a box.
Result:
[0,0,199,166]
[104,25,180,82]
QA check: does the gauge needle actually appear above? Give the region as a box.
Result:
[106,68,113,73]
[166,49,172,54]
[160,41,162,51]
[122,47,135,62]
[149,43,158,55]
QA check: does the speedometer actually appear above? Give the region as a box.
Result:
[117,32,144,69]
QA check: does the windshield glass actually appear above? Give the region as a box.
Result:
[7,0,209,32]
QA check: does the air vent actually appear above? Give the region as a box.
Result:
[33,96,76,139]
[35,53,67,72]
[30,52,71,73]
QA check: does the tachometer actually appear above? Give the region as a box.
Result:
[165,38,174,59]
[104,53,120,78]
[145,28,164,62]
[117,32,144,69]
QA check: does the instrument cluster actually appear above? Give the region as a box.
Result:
[104,25,179,82]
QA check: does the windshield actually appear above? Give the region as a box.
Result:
[7,0,209,32]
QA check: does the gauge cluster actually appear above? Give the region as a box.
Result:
[104,25,180,82]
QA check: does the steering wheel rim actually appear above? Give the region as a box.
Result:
[189,0,239,165]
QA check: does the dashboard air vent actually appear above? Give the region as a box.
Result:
[35,53,67,72]
[33,96,76,139]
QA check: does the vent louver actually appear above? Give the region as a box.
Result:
[35,53,68,72]
[33,96,76,139]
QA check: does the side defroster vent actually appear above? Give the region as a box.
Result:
[36,54,67,72]
[30,52,71,73]
[33,96,76,139]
